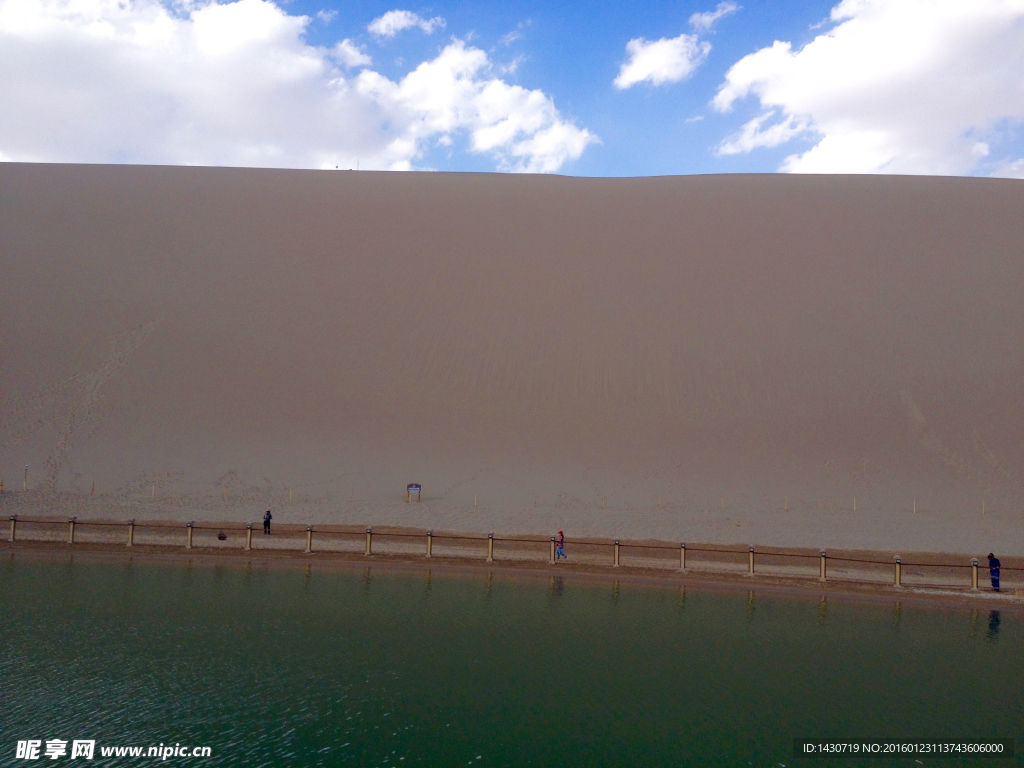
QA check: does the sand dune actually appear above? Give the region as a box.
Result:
[1,164,1021,553]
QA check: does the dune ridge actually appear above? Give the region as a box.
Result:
[1,164,1021,553]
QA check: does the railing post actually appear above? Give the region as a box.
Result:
[748,546,755,576]
[549,537,555,564]
[614,540,620,568]
[9,516,16,543]
[972,559,979,591]
[894,556,902,587]
[365,527,372,556]
[186,522,194,549]
[245,524,252,551]
[426,530,432,558]
[680,543,686,572]
[820,550,827,581]
[127,519,135,547]
[68,517,76,545]
[487,533,494,562]
[305,526,313,554]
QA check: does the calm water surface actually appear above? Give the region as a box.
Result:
[0,555,1020,767]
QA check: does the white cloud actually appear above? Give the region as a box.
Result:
[357,41,598,172]
[716,111,810,155]
[0,0,595,172]
[991,158,1024,178]
[316,9,336,23]
[614,33,711,89]
[367,9,444,38]
[689,2,739,32]
[713,0,1024,174]
[332,38,371,68]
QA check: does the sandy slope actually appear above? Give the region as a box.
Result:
[1,164,1021,553]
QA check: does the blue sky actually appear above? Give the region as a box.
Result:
[292,0,840,175]
[1,0,1023,177]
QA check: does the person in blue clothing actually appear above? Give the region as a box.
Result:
[556,530,567,560]
[263,510,272,535]
[988,553,1000,591]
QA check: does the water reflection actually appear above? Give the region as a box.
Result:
[361,566,373,597]
[548,576,564,597]
[987,610,1001,642]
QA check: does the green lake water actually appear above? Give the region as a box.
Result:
[0,555,1020,767]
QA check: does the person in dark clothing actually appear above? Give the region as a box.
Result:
[988,553,1000,591]
[263,510,272,535]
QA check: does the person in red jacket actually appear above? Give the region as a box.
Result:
[556,531,567,560]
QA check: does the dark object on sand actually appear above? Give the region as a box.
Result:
[218,531,227,541]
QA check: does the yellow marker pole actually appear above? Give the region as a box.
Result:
[549,537,555,564]
[614,540,620,567]
[820,551,827,581]
[894,556,902,587]
[487,533,494,562]
[68,517,76,545]
[972,559,979,591]
[128,519,135,547]
[426,531,432,558]
[245,524,252,551]
[748,546,755,575]
[305,526,313,554]
[679,543,686,572]
[186,522,194,549]
[9,516,16,542]
[365,527,372,556]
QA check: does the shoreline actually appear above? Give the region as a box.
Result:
[4,536,1020,611]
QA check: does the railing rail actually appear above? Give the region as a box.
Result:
[3,514,1013,593]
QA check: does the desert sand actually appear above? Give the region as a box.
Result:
[1,164,1021,554]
